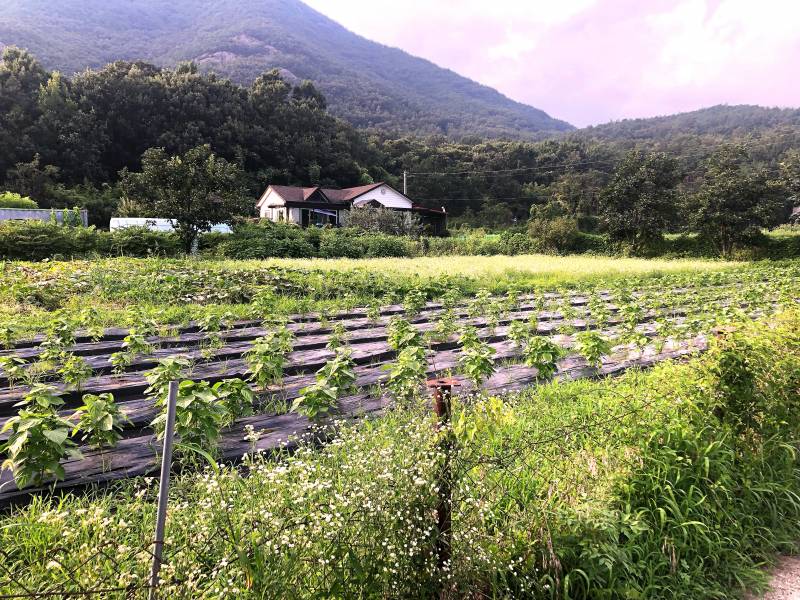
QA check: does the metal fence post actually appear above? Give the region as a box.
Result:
[427,377,459,596]
[149,380,179,600]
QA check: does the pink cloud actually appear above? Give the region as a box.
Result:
[303,0,800,126]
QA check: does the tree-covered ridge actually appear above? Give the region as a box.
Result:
[0,0,572,140]
[575,105,800,142]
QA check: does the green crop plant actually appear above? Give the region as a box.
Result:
[384,345,428,405]
[58,353,93,391]
[146,357,193,402]
[0,384,80,488]
[431,309,458,342]
[73,393,129,450]
[212,378,256,425]
[522,336,564,380]
[440,287,461,311]
[0,355,28,387]
[366,301,381,323]
[469,289,492,318]
[403,287,427,317]
[387,317,421,352]
[326,322,348,350]
[151,380,227,458]
[292,348,356,422]
[459,339,496,387]
[0,324,18,349]
[507,320,532,348]
[245,328,293,390]
[575,330,612,368]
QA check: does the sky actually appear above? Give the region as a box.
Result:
[303,0,800,127]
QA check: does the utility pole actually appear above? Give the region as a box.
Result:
[403,170,407,195]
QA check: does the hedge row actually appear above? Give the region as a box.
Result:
[0,220,796,261]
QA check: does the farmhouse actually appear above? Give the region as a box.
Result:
[256,182,447,234]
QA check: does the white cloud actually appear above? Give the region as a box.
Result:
[302,0,800,126]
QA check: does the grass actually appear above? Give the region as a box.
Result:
[0,254,743,336]
[255,253,736,282]
[1,310,799,598]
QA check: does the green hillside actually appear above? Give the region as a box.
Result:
[575,105,800,141]
[0,0,573,139]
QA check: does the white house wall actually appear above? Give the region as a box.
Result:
[352,184,412,209]
[258,189,285,218]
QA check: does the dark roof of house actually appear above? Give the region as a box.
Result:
[321,183,384,202]
[262,182,385,207]
[260,182,445,215]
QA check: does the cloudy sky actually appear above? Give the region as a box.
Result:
[303,0,800,127]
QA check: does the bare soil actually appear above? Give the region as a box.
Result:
[754,557,800,600]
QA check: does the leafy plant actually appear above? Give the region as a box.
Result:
[431,309,458,342]
[73,393,129,449]
[1,384,80,488]
[58,353,93,391]
[384,345,428,405]
[292,348,356,422]
[387,318,421,352]
[151,380,227,457]
[403,287,427,317]
[146,357,193,401]
[459,340,496,387]
[0,355,28,387]
[469,289,492,318]
[366,301,381,323]
[507,320,532,348]
[212,378,256,425]
[453,395,515,444]
[575,330,612,368]
[245,328,293,390]
[522,336,564,380]
[326,322,348,350]
[0,324,18,349]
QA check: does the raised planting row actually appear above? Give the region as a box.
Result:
[0,271,798,504]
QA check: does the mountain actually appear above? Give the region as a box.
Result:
[0,0,573,140]
[573,105,800,141]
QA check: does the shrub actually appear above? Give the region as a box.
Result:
[0,221,101,261]
[215,222,317,259]
[344,206,423,237]
[103,226,181,257]
[528,215,581,254]
[0,191,38,209]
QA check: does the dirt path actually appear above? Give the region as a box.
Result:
[754,557,800,600]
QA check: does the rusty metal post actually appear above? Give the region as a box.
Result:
[427,377,459,595]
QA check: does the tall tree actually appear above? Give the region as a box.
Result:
[779,149,800,208]
[690,146,785,256]
[119,145,250,252]
[598,151,681,250]
[0,47,48,178]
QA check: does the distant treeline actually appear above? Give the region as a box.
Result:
[0,47,799,232]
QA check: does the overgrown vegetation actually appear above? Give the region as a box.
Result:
[1,310,798,598]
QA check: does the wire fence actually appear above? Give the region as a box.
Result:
[0,368,686,599]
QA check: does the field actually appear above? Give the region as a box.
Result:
[0,254,799,598]
[0,254,734,334]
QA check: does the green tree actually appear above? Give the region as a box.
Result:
[119,145,250,252]
[0,47,48,179]
[690,146,785,256]
[598,151,681,251]
[779,149,800,210]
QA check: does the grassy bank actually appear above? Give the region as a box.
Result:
[1,310,799,598]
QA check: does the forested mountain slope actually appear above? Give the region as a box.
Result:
[0,0,572,139]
